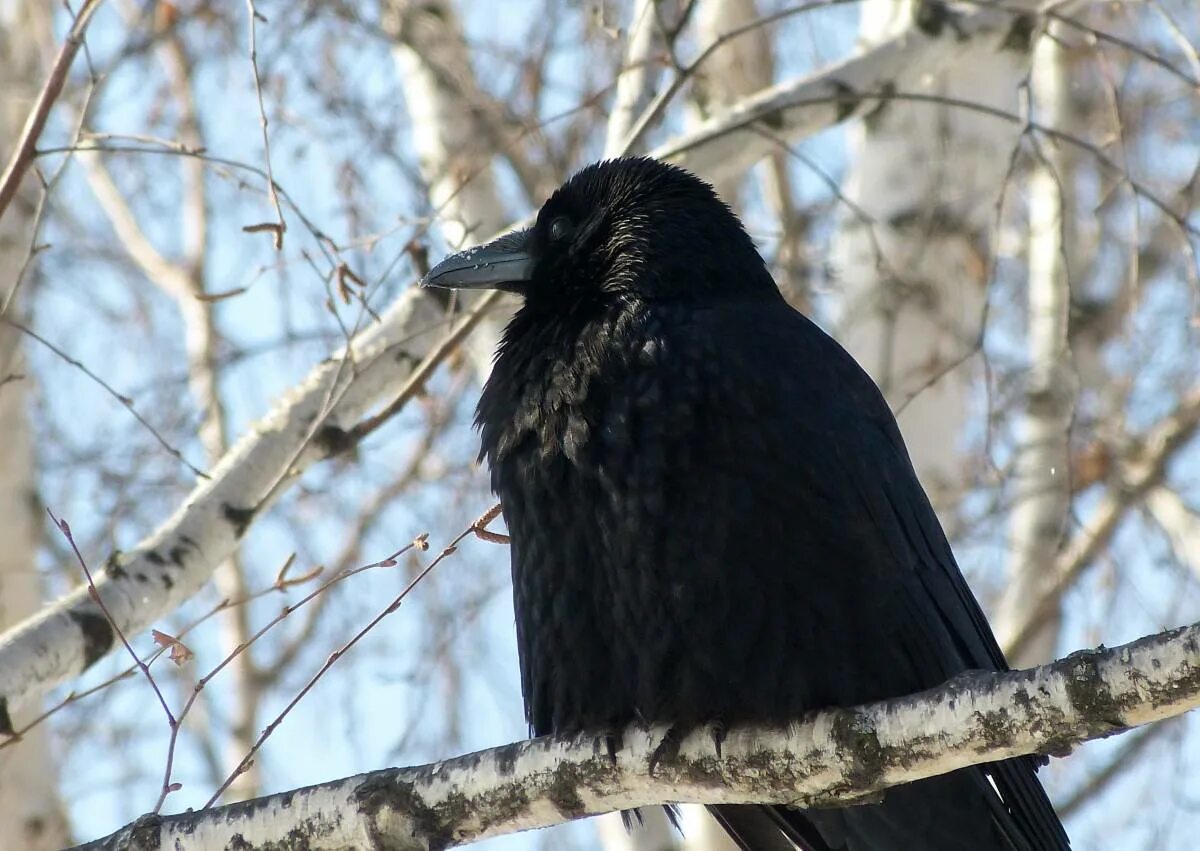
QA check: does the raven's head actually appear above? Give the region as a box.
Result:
[421,157,777,307]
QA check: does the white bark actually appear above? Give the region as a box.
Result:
[76,621,1200,850]
[827,0,1032,505]
[0,1,71,846]
[604,0,661,159]
[388,0,509,249]
[996,27,1079,667]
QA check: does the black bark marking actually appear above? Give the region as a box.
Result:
[144,550,166,566]
[315,424,355,457]
[1062,648,1128,728]
[974,706,1018,750]
[862,81,896,130]
[223,503,255,539]
[126,813,163,850]
[546,761,586,818]
[494,741,520,775]
[1003,14,1036,53]
[0,697,12,737]
[830,710,886,789]
[830,80,861,123]
[758,109,784,131]
[104,551,127,580]
[914,0,949,37]
[354,773,452,851]
[71,610,115,667]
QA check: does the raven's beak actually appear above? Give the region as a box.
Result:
[420,229,535,295]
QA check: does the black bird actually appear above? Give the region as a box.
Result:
[423,157,1070,851]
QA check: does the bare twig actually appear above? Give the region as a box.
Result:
[1,318,208,478]
[46,509,175,731]
[243,0,286,248]
[0,0,105,221]
[205,518,476,806]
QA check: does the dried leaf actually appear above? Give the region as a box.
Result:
[151,629,195,666]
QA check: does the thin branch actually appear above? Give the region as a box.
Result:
[0,0,105,221]
[1,318,208,478]
[243,0,286,248]
[205,508,490,806]
[159,540,423,813]
[47,510,174,729]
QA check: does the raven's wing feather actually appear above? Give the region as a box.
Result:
[650,300,1069,850]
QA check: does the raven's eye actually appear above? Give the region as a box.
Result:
[548,216,573,243]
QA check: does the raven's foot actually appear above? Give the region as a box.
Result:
[710,719,727,760]
[600,729,623,768]
[649,725,682,776]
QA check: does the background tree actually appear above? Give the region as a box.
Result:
[0,1,1198,849]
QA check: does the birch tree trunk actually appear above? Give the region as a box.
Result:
[0,1,71,846]
[995,25,1079,667]
[829,0,1030,508]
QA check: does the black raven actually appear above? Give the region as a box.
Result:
[423,157,1070,851]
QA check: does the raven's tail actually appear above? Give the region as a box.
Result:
[707,763,1068,850]
[708,803,830,850]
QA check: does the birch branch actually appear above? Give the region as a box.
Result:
[604,0,661,158]
[75,621,1200,850]
[657,0,1041,185]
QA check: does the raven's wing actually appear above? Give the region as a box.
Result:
[647,299,1068,850]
